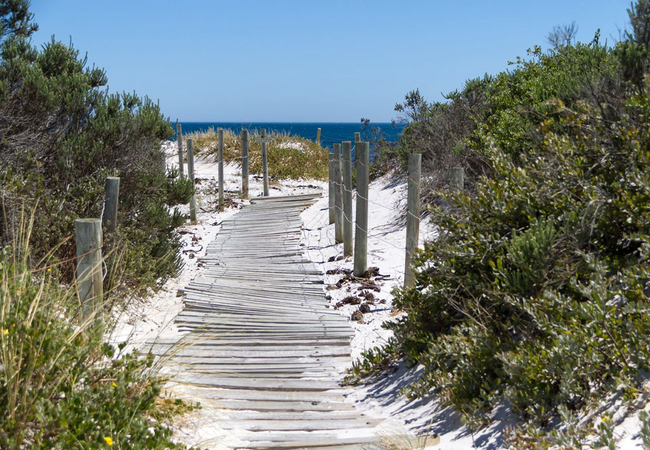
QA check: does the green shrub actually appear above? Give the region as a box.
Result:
[355,5,650,434]
[0,228,190,449]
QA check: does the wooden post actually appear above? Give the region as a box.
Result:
[353,132,361,181]
[451,167,465,190]
[404,153,421,288]
[328,152,335,224]
[176,123,184,177]
[187,139,197,223]
[342,141,353,256]
[333,143,344,244]
[316,128,321,145]
[256,129,271,197]
[103,177,120,233]
[75,218,102,321]
[218,128,224,208]
[241,129,249,199]
[354,142,369,277]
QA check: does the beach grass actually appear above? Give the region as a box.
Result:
[185,127,329,181]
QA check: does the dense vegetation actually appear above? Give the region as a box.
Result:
[355,0,650,445]
[0,1,192,448]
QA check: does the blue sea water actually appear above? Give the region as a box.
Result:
[174,122,405,150]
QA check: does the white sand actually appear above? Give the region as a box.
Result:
[110,140,649,449]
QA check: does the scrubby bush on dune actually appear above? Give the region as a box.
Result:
[0,1,195,447]
[0,2,191,288]
[353,1,650,444]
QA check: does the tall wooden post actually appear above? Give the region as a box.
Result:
[451,167,465,190]
[353,132,361,181]
[218,129,224,208]
[176,123,184,177]
[257,129,270,196]
[404,154,422,288]
[241,129,249,199]
[333,143,344,244]
[103,177,120,233]
[75,218,103,321]
[354,142,369,277]
[316,128,321,145]
[187,139,197,223]
[328,152,335,224]
[342,141,353,256]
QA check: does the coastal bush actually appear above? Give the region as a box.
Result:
[0,217,191,449]
[186,127,329,181]
[353,1,650,442]
[0,2,187,288]
[0,2,193,447]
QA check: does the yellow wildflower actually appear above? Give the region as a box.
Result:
[1,329,8,335]
[104,437,113,446]
[112,382,117,388]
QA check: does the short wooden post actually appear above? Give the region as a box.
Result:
[103,177,120,233]
[316,128,321,145]
[218,128,224,208]
[354,142,369,277]
[261,129,269,196]
[333,143,344,244]
[404,153,421,288]
[176,123,184,177]
[187,139,197,223]
[354,132,360,143]
[328,152,335,224]
[342,141,353,256]
[451,167,465,190]
[241,129,249,199]
[75,219,102,321]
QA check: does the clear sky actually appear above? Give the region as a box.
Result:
[29,0,631,123]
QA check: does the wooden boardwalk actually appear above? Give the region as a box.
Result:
[150,194,384,449]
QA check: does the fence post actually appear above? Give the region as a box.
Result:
[103,177,120,233]
[354,132,360,143]
[176,123,184,177]
[404,153,421,288]
[241,129,249,199]
[354,142,369,277]
[316,128,321,145]
[328,152,335,224]
[187,139,197,223]
[342,141,353,256]
[218,128,224,208]
[451,167,465,190]
[333,143,344,244]
[75,218,103,322]
[261,128,269,196]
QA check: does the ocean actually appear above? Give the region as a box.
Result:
[174,122,406,150]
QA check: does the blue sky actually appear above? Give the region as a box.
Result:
[29,1,631,122]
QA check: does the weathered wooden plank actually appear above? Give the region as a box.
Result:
[209,399,355,412]
[218,417,381,431]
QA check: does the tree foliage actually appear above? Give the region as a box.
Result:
[0,3,186,286]
[0,0,36,42]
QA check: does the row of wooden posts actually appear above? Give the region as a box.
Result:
[327,133,423,287]
[73,124,277,319]
[74,124,465,319]
[329,145,467,288]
